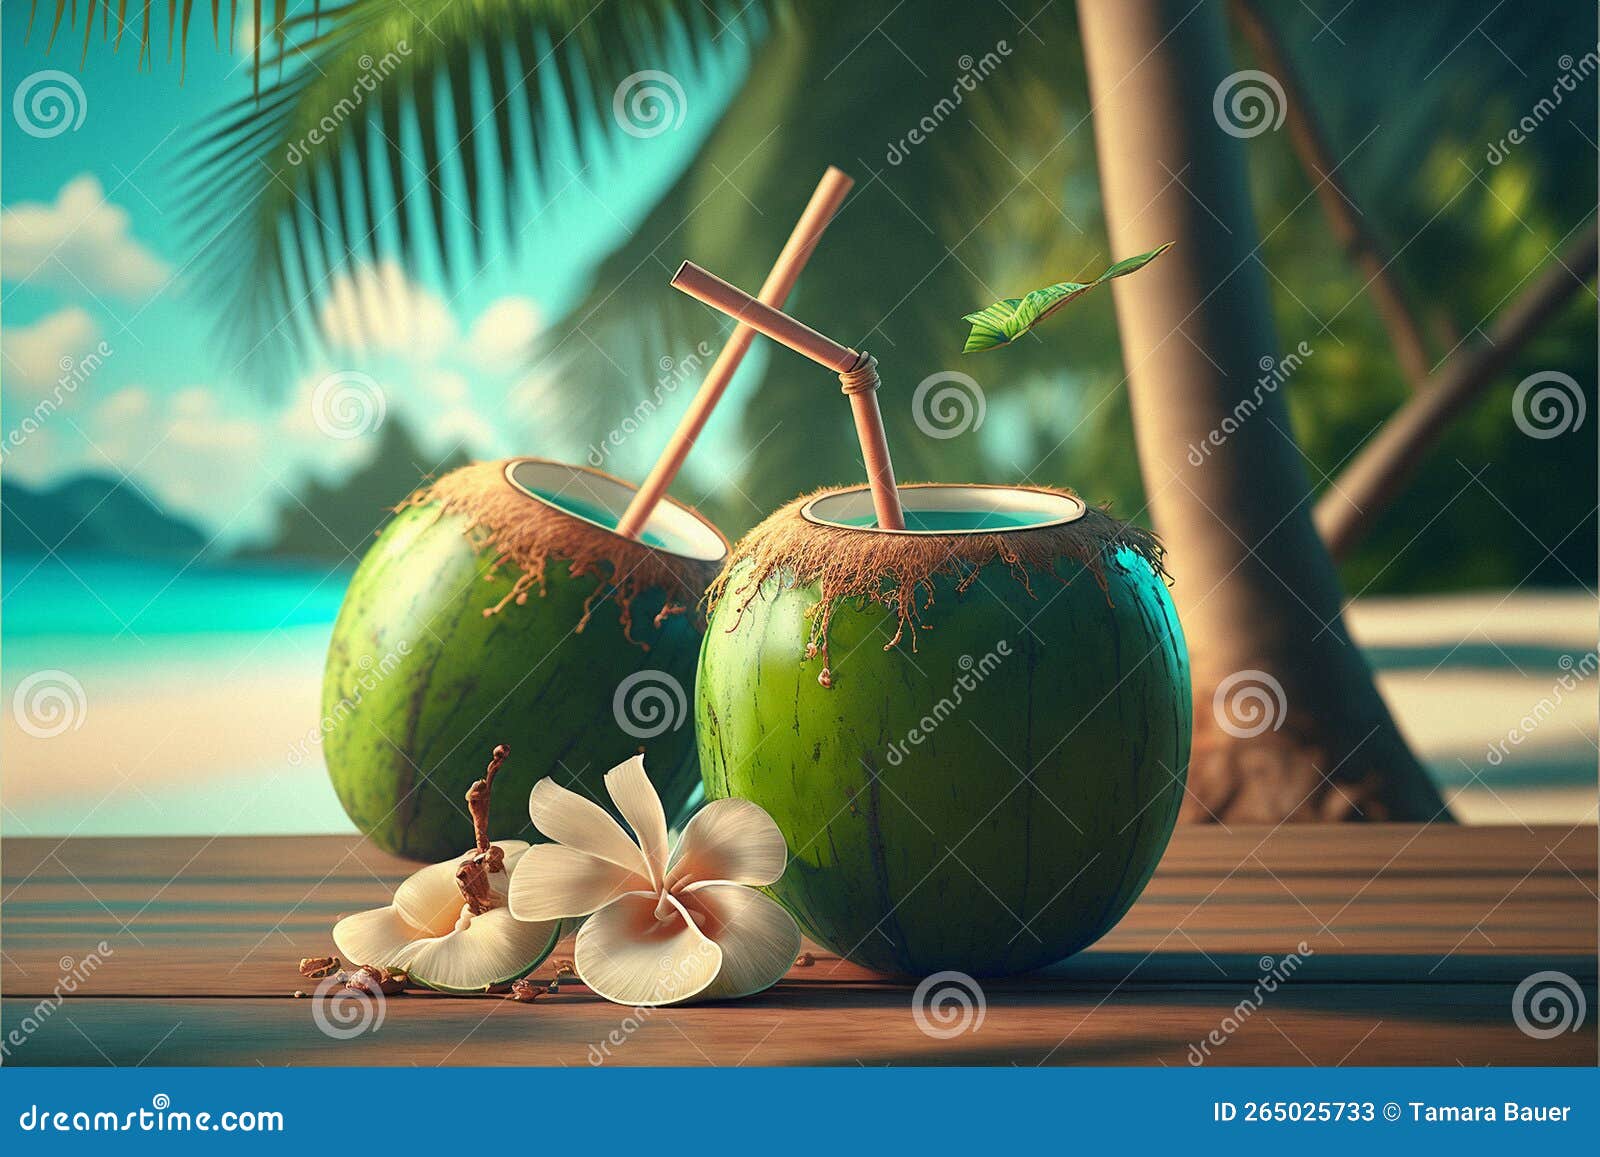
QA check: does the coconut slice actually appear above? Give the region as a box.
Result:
[329,747,561,993]
[332,843,561,992]
[405,903,564,994]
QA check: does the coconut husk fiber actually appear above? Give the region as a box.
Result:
[707,484,1168,682]
[404,459,726,646]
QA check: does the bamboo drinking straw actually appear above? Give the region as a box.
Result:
[671,261,906,530]
[613,167,856,540]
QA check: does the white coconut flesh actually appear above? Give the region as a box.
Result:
[333,840,563,992]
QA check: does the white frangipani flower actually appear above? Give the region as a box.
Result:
[333,745,562,992]
[508,754,800,1006]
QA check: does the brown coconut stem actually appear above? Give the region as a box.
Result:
[615,167,855,540]
[670,262,906,529]
[457,744,509,914]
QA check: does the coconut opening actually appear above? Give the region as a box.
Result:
[802,483,1086,534]
[505,459,727,564]
[709,483,1166,684]
[404,458,727,645]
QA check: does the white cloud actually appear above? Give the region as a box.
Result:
[319,260,458,358]
[8,265,548,538]
[423,368,470,405]
[1,175,171,298]
[1,307,100,394]
[427,407,499,457]
[277,372,384,479]
[463,296,544,372]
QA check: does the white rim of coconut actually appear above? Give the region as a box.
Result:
[503,457,728,563]
[800,482,1087,536]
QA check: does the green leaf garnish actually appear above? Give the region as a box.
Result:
[961,242,1173,354]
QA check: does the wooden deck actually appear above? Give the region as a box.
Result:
[3,826,1594,1066]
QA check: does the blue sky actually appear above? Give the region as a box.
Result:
[2,7,753,544]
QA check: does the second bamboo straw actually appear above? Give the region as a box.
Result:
[671,262,906,530]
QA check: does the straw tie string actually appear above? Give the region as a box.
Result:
[838,353,879,396]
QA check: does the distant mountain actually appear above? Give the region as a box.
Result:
[2,474,211,559]
[244,418,472,563]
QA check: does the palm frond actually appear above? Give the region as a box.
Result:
[179,0,762,385]
[24,0,312,80]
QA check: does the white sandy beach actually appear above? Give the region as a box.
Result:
[3,591,1595,836]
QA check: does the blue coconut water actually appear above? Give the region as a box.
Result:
[830,508,1052,532]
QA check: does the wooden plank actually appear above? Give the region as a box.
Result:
[4,827,1592,995]
[4,985,1593,1067]
[2,827,1594,1066]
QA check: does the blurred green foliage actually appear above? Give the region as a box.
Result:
[541,0,1593,594]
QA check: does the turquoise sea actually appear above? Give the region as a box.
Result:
[3,556,360,839]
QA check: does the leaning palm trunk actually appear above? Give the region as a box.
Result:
[1077,0,1447,822]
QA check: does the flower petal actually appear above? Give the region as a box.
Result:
[332,906,426,971]
[666,798,789,890]
[680,883,802,1001]
[403,907,562,993]
[393,840,527,936]
[508,843,650,921]
[529,777,650,878]
[604,754,669,886]
[574,893,721,1007]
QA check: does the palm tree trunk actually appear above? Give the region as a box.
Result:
[1076,0,1448,822]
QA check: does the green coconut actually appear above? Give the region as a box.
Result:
[323,458,727,861]
[697,483,1191,977]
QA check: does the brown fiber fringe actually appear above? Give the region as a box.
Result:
[404,460,726,648]
[706,485,1168,685]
